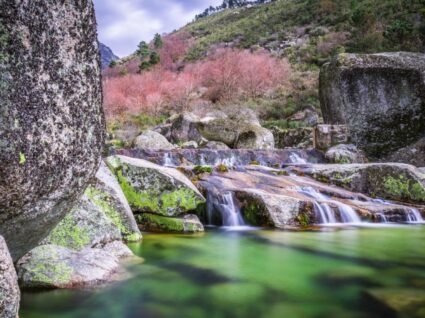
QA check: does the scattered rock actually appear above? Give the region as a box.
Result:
[235,125,275,150]
[17,243,133,289]
[107,156,205,216]
[90,162,142,242]
[320,52,425,158]
[134,130,176,151]
[181,141,199,149]
[288,107,320,126]
[198,118,240,146]
[0,236,20,318]
[226,107,260,126]
[113,125,140,144]
[0,0,105,261]
[137,213,204,233]
[313,124,350,151]
[325,144,368,164]
[169,113,202,144]
[272,127,313,149]
[204,141,230,150]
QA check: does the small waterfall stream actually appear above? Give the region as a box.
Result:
[206,190,246,227]
[406,208,424,223]
[299,187,361,224]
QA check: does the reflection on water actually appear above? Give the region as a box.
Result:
[21,225,425,318]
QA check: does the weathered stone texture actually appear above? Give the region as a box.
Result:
[0,0,105,260]
[319,52,425,159]
[0,236,20,318]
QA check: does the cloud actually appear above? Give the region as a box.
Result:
[93,0,223,57]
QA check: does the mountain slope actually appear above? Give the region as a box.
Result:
[184,0,425,66]
[100,43,119,69]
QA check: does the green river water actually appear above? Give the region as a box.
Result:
[20,225,425,318]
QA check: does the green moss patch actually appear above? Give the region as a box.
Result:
[85,186,142,242]
[137,213,203,233]
[384,176,425,203]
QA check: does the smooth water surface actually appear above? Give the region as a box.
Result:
[20,225,425,318]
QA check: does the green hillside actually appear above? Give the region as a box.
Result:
[184,0,425,68]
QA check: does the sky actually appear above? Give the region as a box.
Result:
[93,0,222,57]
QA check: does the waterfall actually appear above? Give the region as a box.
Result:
[376,213,388,223]
[163,152,174,167]
[299,187,361,225]
[289,153,307,164]
[206,190,245,227]
[406,208,424,223]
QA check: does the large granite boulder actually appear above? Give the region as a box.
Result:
[0,236,20,318]
[235,125,275,150]
[17,189,136,289]
[169,113,202,144]
[90,162,142,242]
[0,0,104,261]
[319,52,425,159]
[134,130,175,151]
[106,156,205,216]
[17,242,133,289]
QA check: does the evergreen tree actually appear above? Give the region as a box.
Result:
[153,33,163,49]
[137,41,150,58]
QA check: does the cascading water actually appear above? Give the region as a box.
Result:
[163,152,174,167]
[299,187,361,224]
[289,153,307,164]
[206,190,245,227]
[406,208,424,223]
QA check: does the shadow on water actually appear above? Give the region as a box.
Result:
[20,226,425,318]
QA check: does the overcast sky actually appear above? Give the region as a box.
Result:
[93,0,222,57]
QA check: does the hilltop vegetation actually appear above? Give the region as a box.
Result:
[103,0,425,132]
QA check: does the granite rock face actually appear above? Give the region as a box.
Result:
[319,52,425,159]
[0,236,20,318]
[0,1,105,261]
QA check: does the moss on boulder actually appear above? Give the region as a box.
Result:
[107,156,205,217]
[137,213,204,233]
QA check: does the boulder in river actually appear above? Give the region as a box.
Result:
[137,213,204,233]
[17,188,136,289]
[0,236,20,318]
[106,156,205,216]
[17,242,133,289]
[319,52,425,159]
[89,162,143,242]
[0,0,104,261]
[134,130,176,151]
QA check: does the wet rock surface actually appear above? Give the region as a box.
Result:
[320,52,425,159]
[0,0,104,261]
[197,165,423,227]
[113,148,325,167]
[0,236,20,318]
[287,163,425,204]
